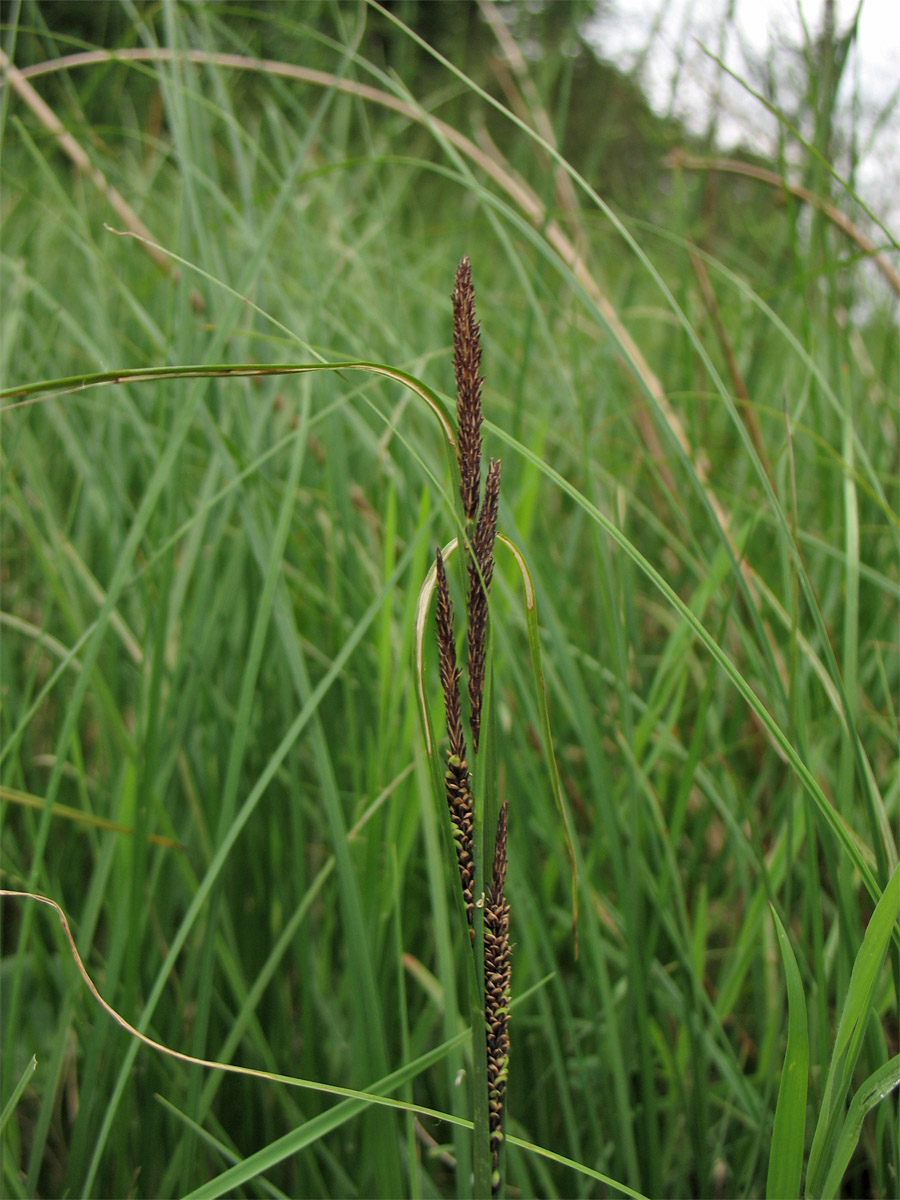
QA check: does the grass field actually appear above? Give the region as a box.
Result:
[2,3,898,1197]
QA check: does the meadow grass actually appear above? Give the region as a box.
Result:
[1,3,898,1197]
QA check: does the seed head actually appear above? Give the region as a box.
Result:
[453,255,484,523]
[484,799,511,1192]
[435,547,475,934]
[467,457,501,753]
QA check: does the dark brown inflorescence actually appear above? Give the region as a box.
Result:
[438,257,510,1193]
[434,546,475,935]
[484,799,511,1194]
[467,457,501,755]
[453,255,484,524]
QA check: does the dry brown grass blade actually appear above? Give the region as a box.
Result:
[667,149,900,296]
[477,0,586,253]
[0,787,185,849]
[0,888,490,1130]
[0,889,290,1081]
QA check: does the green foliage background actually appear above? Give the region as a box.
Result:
[2,2,897,1198]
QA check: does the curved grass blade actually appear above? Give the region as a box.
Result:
[0,361,456,449]
[767,906,809,1200]
[503,1131,649,1200]
[806,860,900,1197]
[9,883,639,1200]
[153,1095,290,1200]
[0,889,472,1193]
[818,1054,900,1199]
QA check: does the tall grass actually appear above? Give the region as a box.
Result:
[2,3,897,1198]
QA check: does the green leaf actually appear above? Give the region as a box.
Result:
[819,1054,900,1198]
[767,906,809,1200]
[0,361,456,450]
[0,1055,37,1134]
[182,1033,471,1200]
[806,860,900,1196]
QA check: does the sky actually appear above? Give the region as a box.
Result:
[585,0,900,232]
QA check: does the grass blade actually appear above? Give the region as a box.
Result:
[806,860,900,1196]
[0,1056,37,1135]
[767,906,809,1200]
[818,1055,900,1199]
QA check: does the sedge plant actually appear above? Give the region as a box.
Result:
[432,256,510,1197]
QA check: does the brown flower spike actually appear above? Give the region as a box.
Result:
[437,257,511,1194]
[453,255,484,523]
[484,799,511,1193]
[435,546,475,935]
[467,456,501,754]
